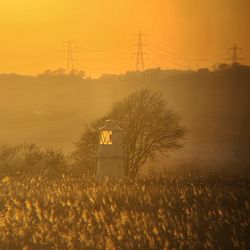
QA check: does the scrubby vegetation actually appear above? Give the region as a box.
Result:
[0,143,67,177]
[0,173,249,249]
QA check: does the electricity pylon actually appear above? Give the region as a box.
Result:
[228,44,244,65]
[132,32,147,71]
[63,38,78,73]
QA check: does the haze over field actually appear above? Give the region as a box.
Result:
[0,67,249,168]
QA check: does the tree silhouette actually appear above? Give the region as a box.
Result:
[73,89,186,179]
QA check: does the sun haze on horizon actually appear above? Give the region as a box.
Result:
[0,0,249,77]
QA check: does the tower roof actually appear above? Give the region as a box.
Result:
[98,120,123,131]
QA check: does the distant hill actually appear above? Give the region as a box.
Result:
[0,65,249,165]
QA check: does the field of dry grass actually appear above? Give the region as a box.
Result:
[0,173,249,249]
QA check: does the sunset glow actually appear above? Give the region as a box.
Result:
[0,0,249,77]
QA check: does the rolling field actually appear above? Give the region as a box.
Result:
[0,173,249,249]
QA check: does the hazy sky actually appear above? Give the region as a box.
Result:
[0,0,249,77]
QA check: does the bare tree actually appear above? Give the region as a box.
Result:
[73,89,186,179]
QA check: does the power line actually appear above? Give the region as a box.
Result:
[8,37,248,77]
[150,49,189,69]
[78,48,132,63]
[80,41,131,54]
[152,45,228,62]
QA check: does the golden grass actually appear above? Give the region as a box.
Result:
[0,174,249,249]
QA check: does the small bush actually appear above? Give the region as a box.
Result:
[0,143,67,177]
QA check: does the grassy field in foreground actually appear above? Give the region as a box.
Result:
[0,174,249,249]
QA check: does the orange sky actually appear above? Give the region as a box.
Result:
[0,0,249,77]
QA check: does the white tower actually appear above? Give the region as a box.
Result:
[97,120,124,179]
